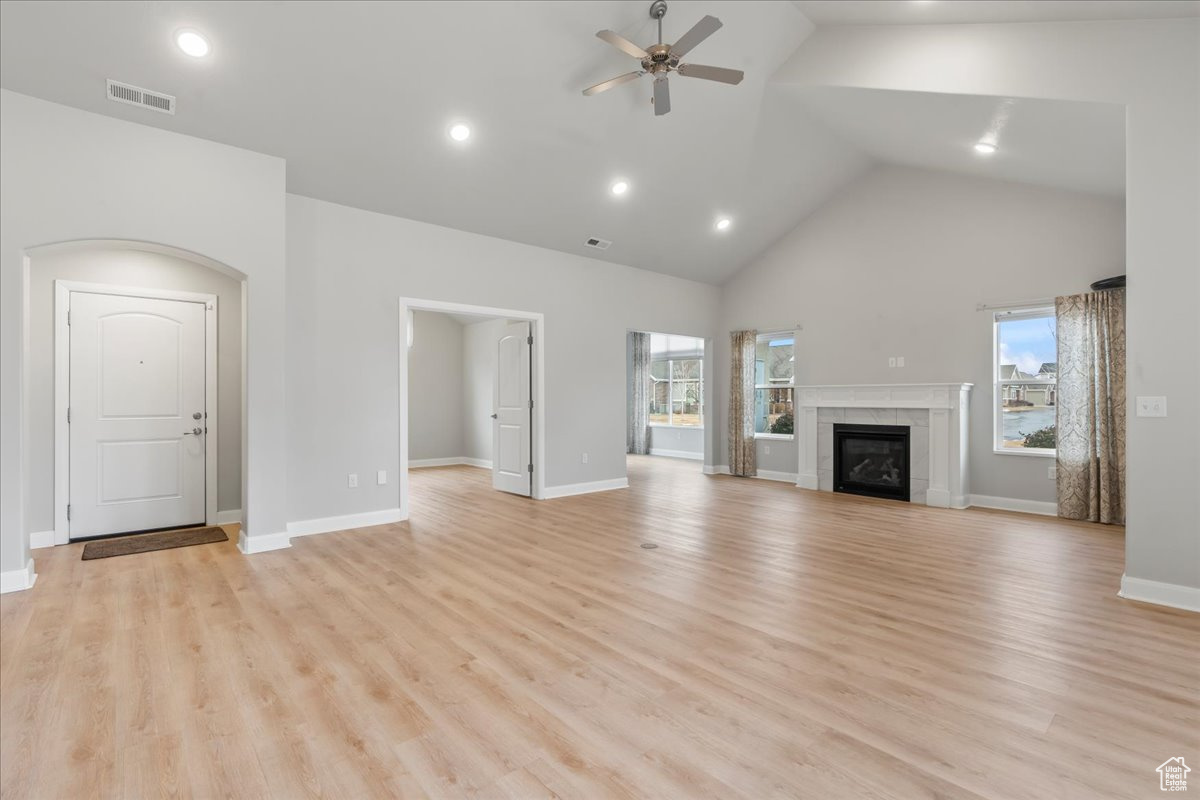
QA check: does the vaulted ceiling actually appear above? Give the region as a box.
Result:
[1,1,1167,283]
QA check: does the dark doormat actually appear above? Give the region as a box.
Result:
[81,526,228,560]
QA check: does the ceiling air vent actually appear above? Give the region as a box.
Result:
[106,79,176,115]
[584,237,612,251]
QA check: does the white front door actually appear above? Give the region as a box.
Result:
[492,321,532,496]
[69,291,208,538]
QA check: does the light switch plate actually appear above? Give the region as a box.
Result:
[377,470,387,485]
[348,473,358,488]
[888,357,896,368]
[1136,396,1167,417]
[896,356,905,368]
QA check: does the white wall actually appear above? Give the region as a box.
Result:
[285,194,720,523]
[0,90,287,578]
[463,318,509,464]
[771,18,1200,594]
[715,165,1125,501]
[648,426,705,459]
[407,311,465,461]
[26,246,245,530]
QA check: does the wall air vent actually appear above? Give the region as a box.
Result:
[106,79,176,115]
[584,237,612,251]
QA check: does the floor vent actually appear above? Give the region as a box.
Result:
[106,79,176,115]
[584,237,612,251]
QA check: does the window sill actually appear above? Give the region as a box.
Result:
[649,423,704,430]
[755,433,795,441]
[993,447,1056,459]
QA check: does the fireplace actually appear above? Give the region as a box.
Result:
[833,424,910,502]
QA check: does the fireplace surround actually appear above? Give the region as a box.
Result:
[796,384,972,508]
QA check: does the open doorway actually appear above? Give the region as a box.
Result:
[627,331,705,472]
[398,298,546,519]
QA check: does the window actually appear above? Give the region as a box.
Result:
[649,334,703,427]
[755,333,794,437]
[994,308,1056,455]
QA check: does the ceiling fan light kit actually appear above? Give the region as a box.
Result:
[583,1,745,116]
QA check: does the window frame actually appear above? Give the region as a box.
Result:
[992,307,1056,458]
[648,356,704,429]
[754,331,795,441]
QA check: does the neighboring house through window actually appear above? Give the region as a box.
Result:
[755,332,794,438]
[994,307,1057,454]
[649,333,703,427]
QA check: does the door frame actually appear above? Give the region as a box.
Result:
[54,280,218,544]
[397,297,546,518]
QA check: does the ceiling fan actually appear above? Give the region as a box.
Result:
[582,0,744,116]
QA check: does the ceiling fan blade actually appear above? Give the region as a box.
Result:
[595,29,649,59]
[668,15,722,58]
[653,76,671,116]
[582,71,643,96]
[676,63,744,85]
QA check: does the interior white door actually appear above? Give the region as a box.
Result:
[492,321,532,496]
[69,291,207,538]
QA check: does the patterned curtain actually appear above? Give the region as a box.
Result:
[1056,288,1126,524]
[627,332,651,455]
[728,330,758,477]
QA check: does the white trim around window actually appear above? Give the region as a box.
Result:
[992,306,1056,457]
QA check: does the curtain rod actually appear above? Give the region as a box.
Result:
[976,298,1054,312]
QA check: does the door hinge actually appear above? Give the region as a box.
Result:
[67,407,71,423]
[527,335,533,345]
[67,310,71,326]
[528,399,534,409]
[528,463,534,474]
[66,504,71,521]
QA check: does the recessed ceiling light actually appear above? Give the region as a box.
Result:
[611,180,629,196]
[974,141,997,155]
[175,29,210,58]
[448,123,471,142]
[715,217,732,231]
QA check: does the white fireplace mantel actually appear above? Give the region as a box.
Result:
[796,383,973,509]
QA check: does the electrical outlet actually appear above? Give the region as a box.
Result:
[1135,396,1167,417]
[377,470,387,485]
[896,356,905,368]
[888,357,897,368]
[581,452,588,464]
[764,444,771,455]
[347,473,358,488]
[1048,464,1056,480]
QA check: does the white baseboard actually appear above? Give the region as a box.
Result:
[543,478,629,499]
[410,457,492,470]
[705,465,797,484]
[969,494,1057,517]
[286,507,404,538]
[215,508,243,525]
[1119,575,1200,613]
[29,530,55,550]
[0,558,38,594]
[648,448,704,461]
[409,457,467,468]
[237,530,291,554]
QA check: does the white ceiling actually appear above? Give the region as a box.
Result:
[0,1,1140,284]
[795,88,1126,196]
[793,0,1200,26]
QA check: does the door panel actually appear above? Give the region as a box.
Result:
[70,292,207,538]
[492,321,532,496]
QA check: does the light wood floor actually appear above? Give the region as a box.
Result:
[2,456,1197,799]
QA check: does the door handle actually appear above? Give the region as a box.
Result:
[183,427,203,436]
[491,413,498,419]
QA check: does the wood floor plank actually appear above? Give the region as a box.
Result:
[2,456,1197,799]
